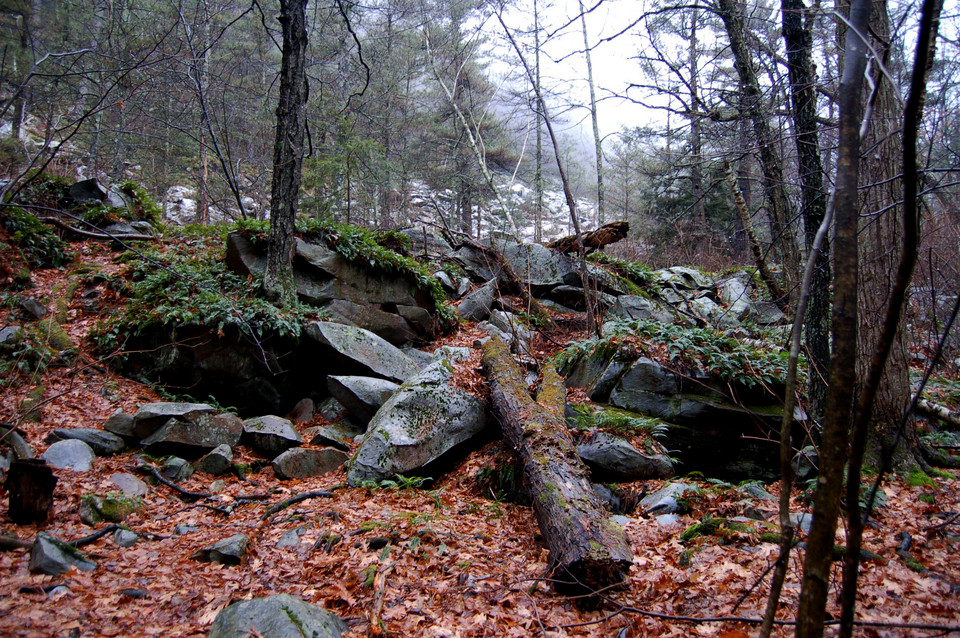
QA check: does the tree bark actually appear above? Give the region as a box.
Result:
[7,459,57,525]
[795,0,872,633]
[546,221,629,254]
[262,0,308,306]
[782,0,830,424]
[716,0,800,294]
[482,335,632,593]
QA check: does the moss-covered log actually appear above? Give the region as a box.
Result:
[481,335,632,593]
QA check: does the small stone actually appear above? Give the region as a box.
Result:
[276,526,306,549]
[29,532,96,575]
[197,444,233,475]
[113,529,138,548]
[174,523,199,535]
[161,457,194,482]
[109,473,147,498]
[104,412,137,440]
[192,534,248,565]
[272,447,348,480]
[209,479,227,493]
[241,415,302,457]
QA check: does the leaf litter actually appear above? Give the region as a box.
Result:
[0,242,958,637]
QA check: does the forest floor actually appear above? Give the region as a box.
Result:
[1,239,959,637]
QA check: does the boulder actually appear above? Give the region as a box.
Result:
[68,178,109,204]
[192,534,248,565]
[140,413,243,457]
[327,376,399,426]
[654,266,710,290]
[208,594,347,638]
[347,362,488,485]
[42,439,95,471]
[400,227,452,259]
[242,415,302,457]
[610,295,676,324]
[304,321,418,383]
[80,494,139,525]
[132,402,217,440]
[454,244,498,281]
[457,279,497,322]
[29,533,96,575]
[50,428,125,456]
[197,444,233,475]
[718,272,754,321]
[104,412,137,440]
[501,241,575,290]
[113,529,139,548]
[272,447,349,479]
[576,431,674,480]
[322,299,420,344]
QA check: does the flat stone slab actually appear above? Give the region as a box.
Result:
[42,439,95,471]
[51,428,125,456]
[29,533,96,575]
[272,447,349,480]
[327,375,399,425]
[132,402,216,439]
[242,415,302,457]
[304,321,418,383]
[109,472,148,498]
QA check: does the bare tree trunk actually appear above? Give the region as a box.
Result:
[578,0,604,226]
[795,0,872,633]
[534,0,544,243]
[782,0,830,424]
[262,0,308,306]
[716,0,800,294]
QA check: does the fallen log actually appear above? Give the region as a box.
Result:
[481,335,632,593]
[916,398,960,429]
[546,221,630,254]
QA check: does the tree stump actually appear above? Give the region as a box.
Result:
[8,459,57,525]
[482,335,632,593]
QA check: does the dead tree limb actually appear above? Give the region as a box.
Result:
[37,216,157,241]
[546,221,630,254]
[916,398,960,428]
[482,335,631,593]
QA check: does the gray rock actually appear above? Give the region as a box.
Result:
[718,272,754,321]
[317,397,350,422]
[162,457,194,482]
[739,482,776,501]
[192,534,248,565]
[431,345,472,364]
[109,472,147,498]
[132,402,217,439]
[538,299,578,314]
[130,221,155,236]
[174,523,199,535]
[80,494,139,525]
[140,413,243,457]
[69,178,108,204]
[307,422,361,451]
[401,227,453,259]
[640,482,698,515]
[30,533,96,575]
[790,511,813,535]
[610,295,676,323]
[576,431,674,480]
[454,245,498,281]
[434,270,455,292]
[457,279,497,322]
[610,514,632,527]
[242,415,302,457]
[113,529,139,548]
[272,447,349,479]
[19,297,49,319]
[327,376,399,426]
[208,594,347,638]
[321,299,420,345]
[104,412,137,440]
[456,277,472,298]
[105,184,133,210]
[197,444,233,475]
[793,445,819,480]
[51,428,125,456]
[276,526,306,549]
[654,266,709,289]
[42,439,95,471]
[754,301,785,325]
[0,324,25,344]
[347,361,488,485]
[304,321,418,383]
[654,514,683,528]
[501,241,575,289]
[402,345,435,369]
